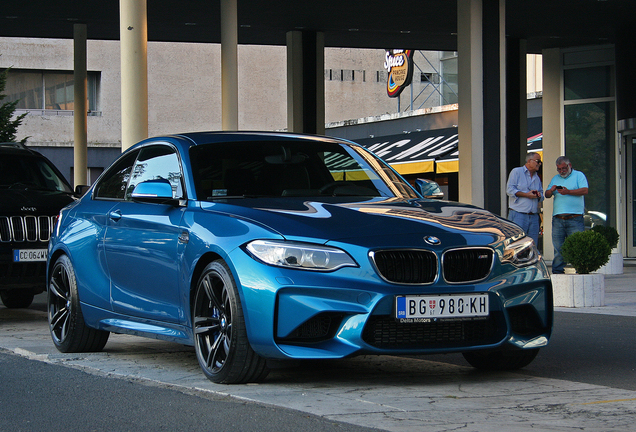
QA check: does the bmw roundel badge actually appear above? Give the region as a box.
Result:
[424,236,441,246]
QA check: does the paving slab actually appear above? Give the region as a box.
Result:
[2,312,636,432]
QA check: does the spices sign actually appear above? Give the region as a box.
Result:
[384,49,414,98]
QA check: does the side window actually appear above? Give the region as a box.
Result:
[126,145,184,200]
[94,151,139,200]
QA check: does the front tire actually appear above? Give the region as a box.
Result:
[462,348,539,370]
[0,290,34,309]
[48,254,109,353]
[193,260,269,384]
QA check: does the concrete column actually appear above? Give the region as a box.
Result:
[481,0,506,215]
[120,0,148,151]
[73,23,88,188]
[286,31,325,135]
[506,38,528,172]
[315,32,325,136]
[457,0,506,215]
[287,31,304,133]
[221,0,238,130]
[541,48,564,261]
[457,0,484,207]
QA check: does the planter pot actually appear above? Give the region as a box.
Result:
[551,273,605,308]
[594,251,623,275]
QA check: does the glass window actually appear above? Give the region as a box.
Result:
[2,69,99,112]
[94,151,139,200]
[440,55,458,105]
[126,146,183,200]
[45,73,74,110]
[0,154,71,193]
[564,102,611,224]
[4,72,43,110]
[564,66,612,100]
[190,140,418,200]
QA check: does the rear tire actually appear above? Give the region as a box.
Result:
[0,290,34,309]
[48,254,109,353]
[463,348,539,370]
[193,260,269,384]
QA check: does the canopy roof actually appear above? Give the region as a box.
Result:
[1,1,634,53]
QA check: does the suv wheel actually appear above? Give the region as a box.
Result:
[0,290,35,309]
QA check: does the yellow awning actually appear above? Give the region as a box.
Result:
[390,159,435,175]
[436,159,459,173]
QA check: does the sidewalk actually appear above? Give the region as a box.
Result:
[551,259,636,317]
[1,260,635,432]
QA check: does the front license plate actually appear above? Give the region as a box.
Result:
[13,249,48,262]
[395,294,489,323]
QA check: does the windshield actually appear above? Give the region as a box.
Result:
[190,140,419,201]
[0,154,72,193]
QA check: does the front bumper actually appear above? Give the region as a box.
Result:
[235,254,553,360]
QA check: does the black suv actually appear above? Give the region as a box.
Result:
[0,142,75,308]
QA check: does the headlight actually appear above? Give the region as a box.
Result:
[245,240,358,271]
[502,236,539,267]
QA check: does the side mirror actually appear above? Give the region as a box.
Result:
[75,185,90,197]
[131,179,180,206]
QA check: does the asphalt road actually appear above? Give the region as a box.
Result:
[2,291,636,431]
[0,350,381,432]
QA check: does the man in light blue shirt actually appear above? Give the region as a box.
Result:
[545,156,589,274]
[506,152,544,245]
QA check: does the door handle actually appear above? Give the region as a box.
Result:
[108,210,122,221]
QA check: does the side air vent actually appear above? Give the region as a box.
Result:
[277,313,344,344]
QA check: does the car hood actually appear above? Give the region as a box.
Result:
[0,188,75,215]
[200,197,523,248]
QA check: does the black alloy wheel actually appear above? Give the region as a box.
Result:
[48,254,109,352]
[193,260,268,384]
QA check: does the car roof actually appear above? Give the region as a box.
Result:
[0,142,46,157]
[161,131,354,147]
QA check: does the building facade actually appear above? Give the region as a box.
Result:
[2,36,631,259]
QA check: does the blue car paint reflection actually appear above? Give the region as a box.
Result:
[47,131,553,384]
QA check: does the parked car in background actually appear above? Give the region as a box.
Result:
[415,178,445,199]
[47,132,553,384]
[0,142,75,308]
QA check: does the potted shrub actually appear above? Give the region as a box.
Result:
[591,225,622,274]
[561,230,611,274]
[591,225,619,249]
[551,230,611,307]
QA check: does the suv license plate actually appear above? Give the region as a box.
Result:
[395,294,489,322]
[13,249,48,262]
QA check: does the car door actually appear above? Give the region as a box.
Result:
[104,144,186,324]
